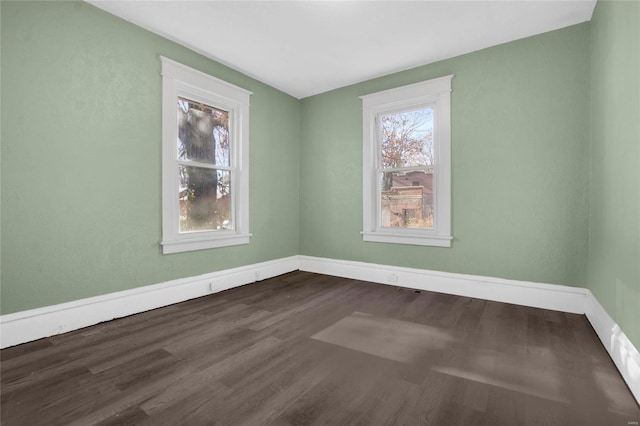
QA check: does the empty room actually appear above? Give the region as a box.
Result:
[1,0,639,424]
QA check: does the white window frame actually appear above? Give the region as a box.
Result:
[159,56,252,254]
[360,75,453,247]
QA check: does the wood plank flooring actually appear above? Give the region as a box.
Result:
[1,271,639,425]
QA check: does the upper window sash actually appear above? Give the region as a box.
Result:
[375,105,437,171]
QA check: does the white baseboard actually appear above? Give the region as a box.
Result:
[298,255,587,314]
[0,256,298,349]
[584,290,640,404]
[1,254,637,405]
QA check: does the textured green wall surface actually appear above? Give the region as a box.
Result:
[588,0,640,348]
[300,24,591,287]
[2,0,637,356]
[0,1,300,314]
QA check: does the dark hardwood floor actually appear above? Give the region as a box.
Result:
[1,271,639,425]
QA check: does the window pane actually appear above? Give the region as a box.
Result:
[380,170,434,229]
[380,108,434,168]
[179,165,232,232]
[177,97,230,166]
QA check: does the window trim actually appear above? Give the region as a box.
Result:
[159,56,252,254]
[360,75,453,247]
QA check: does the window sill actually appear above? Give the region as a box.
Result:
[161,233,251,254]
[361,231,452,247]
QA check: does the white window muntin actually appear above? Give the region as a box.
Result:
[361,75,452,247]
[160,56,252,254]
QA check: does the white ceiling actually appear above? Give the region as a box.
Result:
[88,1,596,99]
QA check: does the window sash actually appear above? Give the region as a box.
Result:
[375,171,437,231]
[176,94,234,168]
[175,95,236,236]
[178,165,234,232]
[375,104,438,232]
[376,104,437,169]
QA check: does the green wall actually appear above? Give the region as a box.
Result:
[300,24,591,287]
[1,0,638,352]
[0,1,300,314]
[588,0,640,348]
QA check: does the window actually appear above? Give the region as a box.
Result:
[160,57,252,254]
[360,75,453,247]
